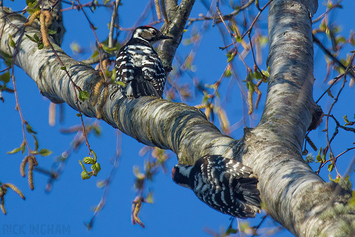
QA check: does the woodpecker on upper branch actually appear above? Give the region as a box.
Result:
[115,26,172,98]
[172,155,261,218]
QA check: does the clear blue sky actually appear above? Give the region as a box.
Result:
[1,1,355,236]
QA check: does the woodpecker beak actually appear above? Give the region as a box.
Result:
[157,32,173,41]
[160,34,173,40]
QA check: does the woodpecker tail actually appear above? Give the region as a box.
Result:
[234,174,261,218]
[125,72,161,98]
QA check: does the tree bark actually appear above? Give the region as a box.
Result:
[1,0,354,236]
[240,0,355,236]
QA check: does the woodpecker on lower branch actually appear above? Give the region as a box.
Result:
[115,26,172,98]
[172,155,261,218]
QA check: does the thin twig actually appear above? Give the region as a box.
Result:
[313,34,355,80]
[108,0,120,48]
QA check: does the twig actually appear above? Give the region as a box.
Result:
[313,34,355,80]
[312,0,343,24]
[108,0,120,48]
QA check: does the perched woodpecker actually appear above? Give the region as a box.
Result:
[172,155,261,218]
[115,26,172,98]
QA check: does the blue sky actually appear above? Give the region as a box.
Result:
[1,0,355,236]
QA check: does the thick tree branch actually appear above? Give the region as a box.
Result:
[0,5,231,167]
[157,0,195,72]
[239,0,355,236]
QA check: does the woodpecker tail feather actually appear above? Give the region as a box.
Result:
[234,176,261,217]
[125,73,161,98]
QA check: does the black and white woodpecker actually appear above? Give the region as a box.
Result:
[115,26,172,98]
[172,155,261,218]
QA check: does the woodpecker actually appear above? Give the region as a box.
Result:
[172,155,261,218]
[115,26,172,98]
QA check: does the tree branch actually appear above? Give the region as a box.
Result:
[241,0,355,236]
[0,5,231,167]
[157,0,195,72]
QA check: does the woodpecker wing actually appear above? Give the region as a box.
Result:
[115,38,165,98]
[192,155,261,218]
[141,52,166,97]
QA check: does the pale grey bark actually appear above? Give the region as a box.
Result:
[239,0,355,236]
[1,0,355,236]
[158,0,195,71]
[46,0,66,46]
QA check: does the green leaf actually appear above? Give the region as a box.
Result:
[25,34,38,43]
[60,66,67,70]
[26,124,37,134]
[91,163,101,175]
[145,191,154,204]
[7,146,23,154]
[344,115,349,124]
[262,69,270,78]
[240,222,250,232]
[26,0,36,5]
[224,69,232,78]
[0,71,10,83]
[115,81,126,87]
[79,90,90,101]
[9,39,16,47]
[348,191,355,207]
[235,34,242,43]
[336,36,346,44]
[259,36,268,47]
[38,148,52,157]
[101,44,117,53]
[83,157,95,164]
[33,33,40,41]
[111,68,116,81]
[328,163,334,172]
[32,134,39,151]
[254,70,262,80]
[226,53,235,63]
[246,81,255,92]
[91,50,99,59]
[327,90,334,98]
[81,171,91,180]
[8,34,16,48]
[1,52,13,67]
[202,92,209,104]
[316,147,322,163]
[21,144,26,154]
[226,227,238,235]
[93,126,101,136]
[38,42,44,50]
[47,29,57,35]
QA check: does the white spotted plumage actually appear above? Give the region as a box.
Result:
[172,155,261,218]
[114,26,172,98]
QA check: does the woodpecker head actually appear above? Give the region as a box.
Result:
[132,26,173,44]
[172,164,194,189]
